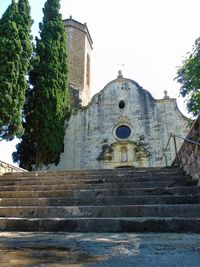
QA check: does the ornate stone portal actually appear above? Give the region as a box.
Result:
[98,141,150,169]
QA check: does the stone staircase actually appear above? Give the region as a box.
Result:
[0,167,200,232]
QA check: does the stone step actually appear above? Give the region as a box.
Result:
[0,180,193,191]
[0,172,187,182]
[0,175,191,186]
[1,195,200,206]
[0,204,200,218]
[0,217,200,232]
[0,186,199,198]
[3,167,182,178]
[0,167,198,233]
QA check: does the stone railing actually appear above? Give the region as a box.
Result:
[0,160,27,175]
[175,114,200,183]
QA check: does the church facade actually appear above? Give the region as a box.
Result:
[47,17,189,170]
[56,72,189,170]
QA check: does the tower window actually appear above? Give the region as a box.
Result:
[86,53,90,86]
[119,100,125,109]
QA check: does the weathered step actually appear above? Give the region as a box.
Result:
[0,174,190,185]
[0,180,193,191]
[0,217,200,232]
[0,166,198,234]
[0,173,188,183]
[0,186,199,198]
[1,204,200,218]
[3,167,182,178]
[1,195,200,206]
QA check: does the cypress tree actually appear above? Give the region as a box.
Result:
[14,0,69,169]
[0,0,32,141]
[12,82,37,170]
[17,0,33,92]
[0,0,23,140]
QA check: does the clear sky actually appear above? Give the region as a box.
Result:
[1,0,200,165]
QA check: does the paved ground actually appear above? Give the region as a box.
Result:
[0,232,200,266]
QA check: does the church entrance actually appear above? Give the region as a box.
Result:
[98,141,150,169]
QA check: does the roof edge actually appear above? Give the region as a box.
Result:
[63,17,93,49]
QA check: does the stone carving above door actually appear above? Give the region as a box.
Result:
[98,141,150,168]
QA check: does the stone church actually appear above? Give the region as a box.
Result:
[48,17,189,170]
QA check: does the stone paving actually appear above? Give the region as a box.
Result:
[0,232,200,266]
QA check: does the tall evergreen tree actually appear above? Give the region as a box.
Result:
[13,80,37,170]
[17,0,33,93]
[14,0,69,169]
[0,0,23,140]
[0,0,32,141]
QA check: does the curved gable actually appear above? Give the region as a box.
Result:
[83,77,156,110]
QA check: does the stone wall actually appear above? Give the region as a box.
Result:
[0,160,27,175]
[63,17,93,106]
[176,114,200,182]
[47,76,190,171]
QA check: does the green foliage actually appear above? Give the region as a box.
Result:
[14,0,69,169]
[17,0,33,73]
[0,0,23,140]
[0,0,32,141]
[12,88,36,170]
[175,37,200,116]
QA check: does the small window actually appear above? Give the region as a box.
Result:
[119,100,125,109]
[116,125,131,139]
[86,53,90,86]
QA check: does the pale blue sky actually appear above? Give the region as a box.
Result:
[1,0,200,165]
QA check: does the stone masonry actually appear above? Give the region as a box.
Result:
[0,160,27,175]
[176,113,200,182]
[63,17,93,107]
[47,72,190,171]
[43,18,191,171]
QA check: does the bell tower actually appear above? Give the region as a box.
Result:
[63,16,93,107]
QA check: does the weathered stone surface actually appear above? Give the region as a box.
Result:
[0,195,200,207]
[1,204,200,218]
[0,232,200,266]
[63,17,92,107]
[51,76,190,171]
[0,160,26,175]
[0,167,200,232]
[176,114,200,182]
[1,217,200,233]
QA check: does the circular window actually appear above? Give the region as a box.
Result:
[116,125,131,139]
[119,100,125,109]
